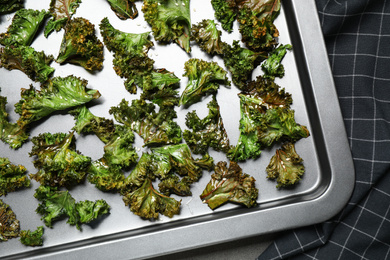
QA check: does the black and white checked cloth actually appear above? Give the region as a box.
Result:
[258,0,390,259]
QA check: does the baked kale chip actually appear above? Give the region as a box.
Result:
[106,0,139,20]
[200,161,258,209]
[45,0,82,37]
[266,142,305,188]
[0,157,30,196]
[19,226,44,247]
[0,0,24,15]
[191,19,226,55]
[0,199,20,241]
[29,132,92,187]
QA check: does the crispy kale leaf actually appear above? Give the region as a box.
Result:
[34,186,110,230]
[123,178,181,219]
[266,142,304,188]
[29,132,91,187]
[106,0,139,20]
[211,0,237,33]
[70,105,115,144]
[0,46,55,83]
[0,0,24,15]
[228,76,309,161]
[0,199,20,241]
[110,98,182,147]
[179,58,230,107]
[102,124,139,168]
[183,95,231,154]
[191,19,225,55]
[56,17,104,71]
[15,75,101,129]
[222,40,267,90]
[0,92,28,149]
[45,0,82,37]
[19,226,44,247]
[261,44,292,79]
[0,8,49,47]
[99,17,155,93]
[87,159,125,192]
[200,161,258,209]
[0,157,30,196]
[142,0,191,53]
[237,0,281,51]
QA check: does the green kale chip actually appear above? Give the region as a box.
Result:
[266,142,305,188]
[179,58,230,107]
[19,226,44,247]
[183,95,231,154]
[200,161,258,209]
[29,132,91,187]
[15,75,101,129]
[211,0,237,33]
[99,17,155,93]
[34,186,110,230]
[106,0,139,20]
[228,76,309,161]
[56,17,104,71]
[0,92,28,149]
[142,0,191,53]
[122,178,181,219]
[45,0,82,37]
[237,0,281,51]
[0,8,49,47]
[261,44,292,79]
[0,45,55,83]
[222,40,267,90]
[0,199,20,241]
[110,98,182,147]
[0,0,24,15]
[191,19,225,55]
[87,158,125,192]
[0,157,30,196]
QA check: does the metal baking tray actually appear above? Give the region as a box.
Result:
[0,0,354,259]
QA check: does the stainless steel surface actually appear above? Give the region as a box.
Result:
[0,0,354,259]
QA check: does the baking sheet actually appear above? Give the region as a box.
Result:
[0,0,354,259]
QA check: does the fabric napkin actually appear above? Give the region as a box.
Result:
[258,0,390,259]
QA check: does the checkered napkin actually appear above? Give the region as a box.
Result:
[257,0,390,259]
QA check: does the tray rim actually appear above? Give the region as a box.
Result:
[1,0,355,259]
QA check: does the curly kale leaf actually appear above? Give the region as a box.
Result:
[222,40,267,90]
[0,46,55,83]
[15,75,101,129]
[228,77,308,161]
[200,161,258,209]
[106,0,139,20]
[123,178,181,219]
[179,58,230,107]
[102,124,139,168]
[88,159,125,192]
[237,0,281,51]
[0,199,20,241]
[0,0,24,15]
[110,98,182,147]
[211,0,237,33]
[183,95,231,154]
[44,0,82,37]
[19,226,44,247]
[191,19,225,55]
[139,69,180,107]
[142,0,191,53]
[56,17,104,71]
[261,44,292,79]
[0,8,49,47]
[267,142,305,188]
[0,93,29,149]
[29,132,91,187]
[70,105,115,144]
[99,17,155,92]
[0,157,30,196]
[34,186,110,230]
